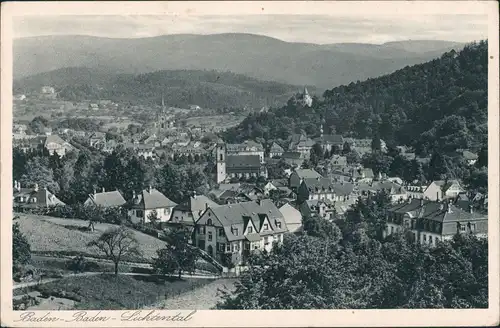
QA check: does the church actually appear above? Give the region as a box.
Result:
[216,142,268,183]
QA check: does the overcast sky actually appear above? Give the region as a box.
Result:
[13,14,487,44]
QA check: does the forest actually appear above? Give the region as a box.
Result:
[224,41,487,157]
[14,68,309,110]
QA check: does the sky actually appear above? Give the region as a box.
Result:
[13,14,488,45]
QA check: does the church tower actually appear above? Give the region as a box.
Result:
[216,142,227,183]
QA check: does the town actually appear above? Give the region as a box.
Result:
[10,17,489,312]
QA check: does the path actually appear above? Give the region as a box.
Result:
[14,272,221,290]
[147,279,237,310]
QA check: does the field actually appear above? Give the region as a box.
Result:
[28,274,215,310]
[16,214,167,262]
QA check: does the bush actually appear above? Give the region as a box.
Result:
[66,255,100,273]
[13,295,40,310]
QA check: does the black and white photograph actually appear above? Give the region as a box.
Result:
[1,1,499,327]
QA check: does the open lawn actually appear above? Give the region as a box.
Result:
[16,214,167,262]
[33,274,215,310]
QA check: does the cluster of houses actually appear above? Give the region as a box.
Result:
[13,154,488,267]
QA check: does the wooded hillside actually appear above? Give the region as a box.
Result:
[225,41,487,156]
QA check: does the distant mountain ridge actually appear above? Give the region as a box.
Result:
[14,33,465,88]
[13,67,312,109]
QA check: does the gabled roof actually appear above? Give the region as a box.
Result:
[279,203,302,226]
[302,178,354,196]
[462,150,478,160]
[134,188,177,210]
[85,190,126,208]
[44,134,67,146]
[201,200,287,241]
[389,199,485,222]
[270,142,284,153]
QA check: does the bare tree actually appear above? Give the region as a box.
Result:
[87,226,142,275]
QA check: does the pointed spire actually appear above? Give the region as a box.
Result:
[161,93,165,108]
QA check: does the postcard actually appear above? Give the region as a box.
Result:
[1,1,499,327]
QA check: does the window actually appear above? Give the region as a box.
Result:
[254,244,259,249]
[263,224,269,231]
[208,232,213,241]
[460,224,466,232]
[470,223,476,232]
[226,244,231,252]
[423,234,427,242]
[233,244,239,252]
[207,219,213,226]
[390,226,394,234]
[245,242,250,250]
[264,236,269,245]
[164,208,168,215]
[219,243,225,252]
[233,228,239,236]
[31,197,37,203]
[219,154,223,161]
[136,210,144,217]
[219,228,224,237]
[429,236,433,244]
[276,222,282,229]
[248,226,253,233]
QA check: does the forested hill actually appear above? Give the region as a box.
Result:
[14,68,311,109]
[224,41,487,156]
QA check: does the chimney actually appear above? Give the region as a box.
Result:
[102,187,105,193]
[436,192,439,201]
[256,199,261,206]
[205,202,210,210]
[132,190,136,200]
[148,185,152,193]
[468,205,473,214]
[34,183,39,192]
[447,203,452,213]
[420,198,424,207]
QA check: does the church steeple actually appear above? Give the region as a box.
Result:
[161,93,165,109]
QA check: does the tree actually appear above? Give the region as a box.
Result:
[13,220,31,275]
[153,227,199,279]
[87,226,142,275]
[147,210,160,229]
[29,116,49,134]
[20,156,60,194]
[346,150,360,164]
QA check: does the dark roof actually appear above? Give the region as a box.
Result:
[293,169,322,179]
[226,155,261,168]
[202,200,287,241]
[315,134,344,144]
[388,199,486,225]
[85,190,126,208]
[302,178,354,196]
[282,152,302,159]
[270,142,284,152]
[133,188,177,209]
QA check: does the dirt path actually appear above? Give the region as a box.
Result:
[148,279,237,310]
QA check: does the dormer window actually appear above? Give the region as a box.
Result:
[248,226,253,233]
[276,222,282,229]
[233,228,239,236]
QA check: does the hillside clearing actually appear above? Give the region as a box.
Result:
[16,214,166,262]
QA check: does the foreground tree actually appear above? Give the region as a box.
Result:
[13,220,31,276]
[87,226,142,275]
[153,227,199,279]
